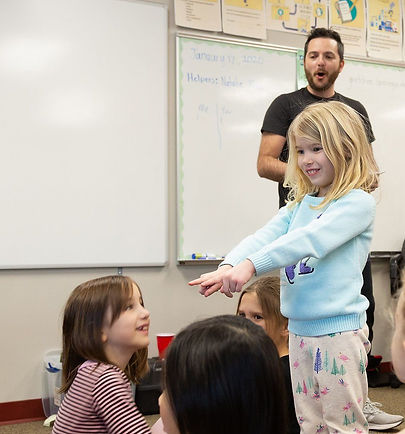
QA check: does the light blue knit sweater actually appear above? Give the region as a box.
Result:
[222,189,375,336]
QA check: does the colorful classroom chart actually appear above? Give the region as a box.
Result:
[175,0,222,31]
[222,0,267,39]
[366,0,403,61]
[266,0,327,34]
[329,0,367,56]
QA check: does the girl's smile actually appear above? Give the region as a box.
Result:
[306,168,320,176]
[102,284,150,369]
[296,137,335,197]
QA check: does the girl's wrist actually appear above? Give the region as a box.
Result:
[244,259,256,275]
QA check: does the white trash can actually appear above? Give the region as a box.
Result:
[42,349,63,417]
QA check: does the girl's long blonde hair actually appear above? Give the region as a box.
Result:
[285,101,379,209]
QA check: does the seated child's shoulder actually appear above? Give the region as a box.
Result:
[79,361,125,382]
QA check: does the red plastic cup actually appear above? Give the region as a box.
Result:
[156,333,175,359]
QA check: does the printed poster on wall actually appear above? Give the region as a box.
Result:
[266,0,327,34]
[222,0,267,39]
[329,0,367,57]
[175,0,222,31]
[366,0,403,61]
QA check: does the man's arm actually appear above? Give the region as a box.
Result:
[257,132,288,183]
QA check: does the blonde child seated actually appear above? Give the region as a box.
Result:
[52,275,151,434]
[236,276,299,434]
[158,315,287,434]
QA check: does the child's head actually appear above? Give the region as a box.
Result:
[392,286,405,383]
[236,276,288,356]
[159,315,286,434]
[61,275,149,392]
[285,101,379,207]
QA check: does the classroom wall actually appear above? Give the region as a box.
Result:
[0,0,397,404]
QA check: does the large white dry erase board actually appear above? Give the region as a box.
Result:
[177,36,405,261]
[336,60,405,252]
[0,0,168,268]
[177,36,296,260]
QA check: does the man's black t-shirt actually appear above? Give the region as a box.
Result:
[261,87,375,207]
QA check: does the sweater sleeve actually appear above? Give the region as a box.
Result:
[249,191,375,275]
[93,368,151,434]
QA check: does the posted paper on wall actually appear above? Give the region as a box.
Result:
[175,0,222,31]
[366,0,403,61]
[266,0,327,34]
[329,0,367,57]
[222,0,267,39]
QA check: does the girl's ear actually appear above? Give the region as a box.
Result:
[101,328,108,344]
[280,321,289,337]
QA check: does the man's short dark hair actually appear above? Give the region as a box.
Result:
[304,27,344,61]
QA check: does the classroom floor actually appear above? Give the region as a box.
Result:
[0,387,403,433]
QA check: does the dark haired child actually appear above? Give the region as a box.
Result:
[159,315,287,434]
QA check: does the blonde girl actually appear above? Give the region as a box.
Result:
[190,101,379,433]
[53,275,151,434]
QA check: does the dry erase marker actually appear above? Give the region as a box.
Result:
[192,253,207,259]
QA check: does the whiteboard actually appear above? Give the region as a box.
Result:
[0,0,168,268]
[177,36,296,260]
[177,36,405,260]
[336,60,405,251]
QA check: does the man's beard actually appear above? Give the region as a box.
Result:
[305,68,340,93]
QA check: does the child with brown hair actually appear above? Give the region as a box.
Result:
[236,276,299,434]
[53,275,151,434]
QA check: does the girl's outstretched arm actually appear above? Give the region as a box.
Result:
[220,260,256,297]
[189,260,256,298]
[189,265,233,297]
